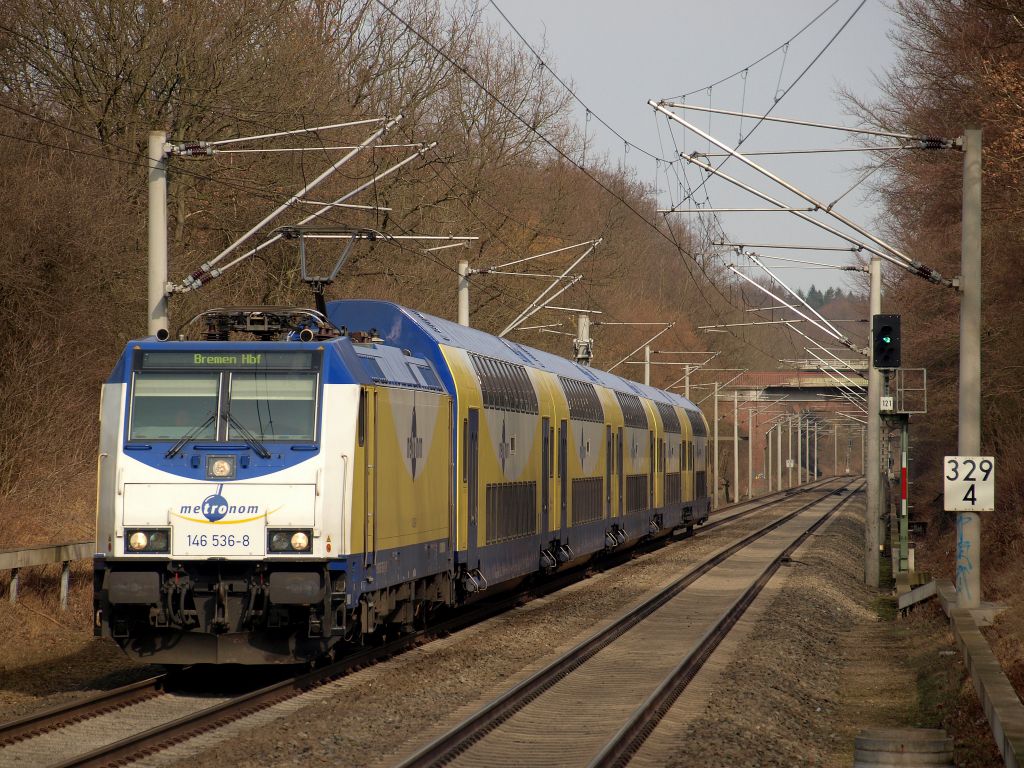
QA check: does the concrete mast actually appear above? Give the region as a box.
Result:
[957,128,983,609]
[148,131,169,336]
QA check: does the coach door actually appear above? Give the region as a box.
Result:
[605,425,612,518]
[617,427,624,516]
[649,430,655,511]
[558,420,568,531]
[467,409,480,569]
[362,388,379,570]
[661,438,667,507]
[541,417,551,537]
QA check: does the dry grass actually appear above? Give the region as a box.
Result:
[901,605,1003,767]
[0,564,155,721]
[912,489,1024,709]
[0,475,95,551]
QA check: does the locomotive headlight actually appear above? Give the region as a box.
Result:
[124,528,171,554]
[267,529,313,553]
[206,455,236,480]
[148,530,169,551]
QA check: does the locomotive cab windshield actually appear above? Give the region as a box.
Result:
[128,349,322,444]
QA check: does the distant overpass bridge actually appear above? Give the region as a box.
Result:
[697,366,870,504]
[727,368,867,405]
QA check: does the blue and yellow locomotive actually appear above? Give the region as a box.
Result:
[93,301,710,664]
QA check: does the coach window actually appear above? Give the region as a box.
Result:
[483,357,498,408]
[480,357,496,407]
[498,361,514,411]
[490,359,506,409]
[508,364,523,411]
[549,426,555,477]
[462,418,469,482]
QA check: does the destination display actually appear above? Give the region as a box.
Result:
[138,350,317,371]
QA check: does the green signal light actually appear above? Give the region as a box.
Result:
[882,335,892,344]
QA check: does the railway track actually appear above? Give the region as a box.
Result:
[0,603,528,768]
[393,477,862,768]
[0,675,167,747]
[0,479,841,767]
[695,475,834,536]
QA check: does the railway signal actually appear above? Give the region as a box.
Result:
[872,314,901,369]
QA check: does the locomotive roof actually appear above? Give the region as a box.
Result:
[326,300,702,414]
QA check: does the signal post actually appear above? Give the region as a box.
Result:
[865,256,883,587]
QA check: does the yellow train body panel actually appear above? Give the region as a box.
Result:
[349,385,452,557]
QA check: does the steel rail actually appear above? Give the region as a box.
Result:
[696,475,834,536]
[0,675,167,745]
[393,477,857,768]
[54,578,582,768]
[3,480,833,765]
[591,481,864,767]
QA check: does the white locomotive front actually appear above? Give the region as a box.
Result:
[93,323,362,663]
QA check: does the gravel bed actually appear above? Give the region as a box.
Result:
[651,497,883,767]
[4,484,1002,768]
[641,496,1001,768]
[0,591,158,723]
[166,505,795,768]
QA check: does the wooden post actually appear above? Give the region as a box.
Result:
[60,561,71,611]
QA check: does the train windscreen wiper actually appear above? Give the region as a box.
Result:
[222,412,272,459]
[165,412,216,458]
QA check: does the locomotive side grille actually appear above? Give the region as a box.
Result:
[571,477,603,524]
[664,471,682,505]
[485,481,537,544]
[625,474,649,514]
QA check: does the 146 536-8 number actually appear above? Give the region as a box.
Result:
[186,533,251,548]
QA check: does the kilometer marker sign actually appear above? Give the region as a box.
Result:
[943,456,995,512]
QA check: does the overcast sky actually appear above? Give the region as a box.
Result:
[484,0,899,293]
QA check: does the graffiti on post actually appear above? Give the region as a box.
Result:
[955,514,973,600]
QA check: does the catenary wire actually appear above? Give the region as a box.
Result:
[662,0,868,214]
[665,0,843,100]
[376,0,786,360]
[487,0,666,162]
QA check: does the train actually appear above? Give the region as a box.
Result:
[93,300,711,664]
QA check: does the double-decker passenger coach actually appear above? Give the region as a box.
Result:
[94,302,710,664]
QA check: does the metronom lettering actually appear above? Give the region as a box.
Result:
[180,503,260,516]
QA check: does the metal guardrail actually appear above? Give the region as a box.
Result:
[935,580,1024,768]
[0,541,95,610]
[902,579,1024,768]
